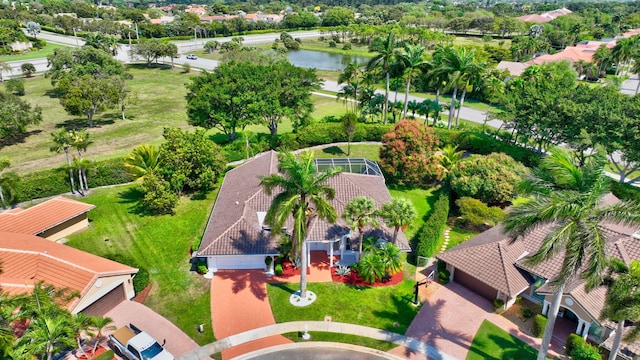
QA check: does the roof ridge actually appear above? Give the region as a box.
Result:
[496,242,512,295]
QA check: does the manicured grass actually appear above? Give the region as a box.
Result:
[0,42,69,62]
[299,38,374,58]
[65,184,216,345]
[388,186,439,240]
[315,144,381,162]
[446,224,479,250]
[281,332,397,351]
[467,320,539,360]
[268,281,420,335]
[310,94,347,120]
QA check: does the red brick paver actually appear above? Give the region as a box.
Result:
[211,251,336,359]
[390,282,563,359]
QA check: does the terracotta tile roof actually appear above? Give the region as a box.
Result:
[497,61,529,77]
[199,151,409,256]
[517,14,552,23]
[526,46,595,65]
[0,197,95,236]
[602,324,640,359]
[0,232,137,310]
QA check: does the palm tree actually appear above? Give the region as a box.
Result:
[50,128,76,194]
[367,32,400,125]
[378,198,416,245]
[395,43,431,119]
[598,259,640,360]
[19,315,76,360]
[260,151,341,298]
[631,56,640,95]
[124,144,161,181]
[611,36,639,76]
[88,316,115,356]
[342,196,379,258]
[593,44,612,76]
[70,129,92,193]
[436,45,482,129]
[338,62,363,114]
[503,147,640,360]
[437,144,464,181]
[0,61,11,83]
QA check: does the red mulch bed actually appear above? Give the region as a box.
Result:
[132,284,152,304]
[331,269,403,287]
[276,261,310,278]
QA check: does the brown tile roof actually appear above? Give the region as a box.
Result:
[0,197,95,236]
[0,232,137,310]
[199,151,409,256]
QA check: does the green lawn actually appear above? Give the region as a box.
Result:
[65,184,216,345]
[299,38,375,58]
[268,280,419,336]
[389,186,439,240]
[0,42,69,62]
[446,225,478,250]
[315,144,381,162]
[467,320,539,360]
[281,332,397,352]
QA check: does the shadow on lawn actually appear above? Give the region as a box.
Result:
[117,187,150,215]
[321,146,345,156]
[371,291,418,334]
[55,114,116,129]
[0,129,42,149]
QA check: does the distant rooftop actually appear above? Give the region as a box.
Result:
[314,158,383,178]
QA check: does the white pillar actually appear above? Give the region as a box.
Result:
[576,319,585,335]
[542,301,550,316]
[329,241,334,267]
[582,322,590,339]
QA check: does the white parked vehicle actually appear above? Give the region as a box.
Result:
[108,324,174,360]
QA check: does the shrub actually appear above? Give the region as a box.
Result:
[415,191,450,258]
[334,265,351,277]
[103,254,149,294]
[532,314,547,338]
[437,259,447,272]
[196,258,208,274]
[139,173,179,215]
[438,268,450,284]
[296,123,386,147]
[86,157,130,187]
[183,63,191,73]
[6,79,25,96]
[265,256,273,266]
[493,299,505,311]
[570,342,601,360]
[329,40,337,48]
[521,307,532,319]
[21,63,36,77]
[342,41,352,50]
[565,333,585,355]
[275,264,283,276]
[455,197,505,230]
[93,350,114,360]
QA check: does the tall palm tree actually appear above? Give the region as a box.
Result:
[342,196,379,258]
[367,32,400,125]
[260,151,341,298]
[124,144,161,181]
[50,128,76,194]
[598,259,640,360]
[436,45,482,129]
[19,315,76,360]
[378,198,417,245]
[0,61,11,83]
[611,36,639,76]
[504,147,640,360]
[395,43,431,119]
[593,44,612,76]
[70,129,92,193]
[631,56,640,95]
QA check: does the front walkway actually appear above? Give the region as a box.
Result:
[389,282,563,359]
[210,251,336,359]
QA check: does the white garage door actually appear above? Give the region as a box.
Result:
[211,255,267,270]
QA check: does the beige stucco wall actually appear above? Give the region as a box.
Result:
[72,274,136,314]
[40,214,89,242]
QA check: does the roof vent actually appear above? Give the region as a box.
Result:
[633,231,640,240]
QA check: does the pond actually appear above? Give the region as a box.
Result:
[287,49,370,71]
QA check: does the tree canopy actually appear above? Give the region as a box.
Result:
[0,90,42,140]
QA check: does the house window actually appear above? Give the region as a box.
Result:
[532,277,546,301]
[588,323,604,340]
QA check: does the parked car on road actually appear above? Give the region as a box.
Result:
[186,54,198,60]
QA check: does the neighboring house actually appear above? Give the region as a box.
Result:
[197,151,409,272]
[437,193,640,355]
[0,231,138,316]
[517,7,572,23]
[0,196,95,242]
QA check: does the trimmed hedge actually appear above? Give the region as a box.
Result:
[610,179,640,202]
[11,157,129,203]
[415,190,450,258]
[566,333,585,355]
[532,314,547,338]
[296,123,391,147]
[570,342,602,360]
[93,350,114,360]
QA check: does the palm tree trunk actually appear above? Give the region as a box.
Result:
[455,87,467,128]
[608,321,624,360]
[393,226,399,245]
[448,85,458,130]
[65,151,76,194]
[0,185,5,209]
[358,230,364,258]
[300,240,308,298]
[537,283,564,360]
[402,78,411,119]
[636,80,640,95]
[383,72,390,124]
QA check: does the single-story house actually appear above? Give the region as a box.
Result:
[0,231,138,316]
[0,196,95,241]
[197,151,410,272]
[437,193,640,355]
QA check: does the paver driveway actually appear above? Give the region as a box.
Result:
[390,282,563,359]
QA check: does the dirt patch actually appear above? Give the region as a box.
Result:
[500,297,542,337]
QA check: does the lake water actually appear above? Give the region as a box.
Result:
[287,49,369,71]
